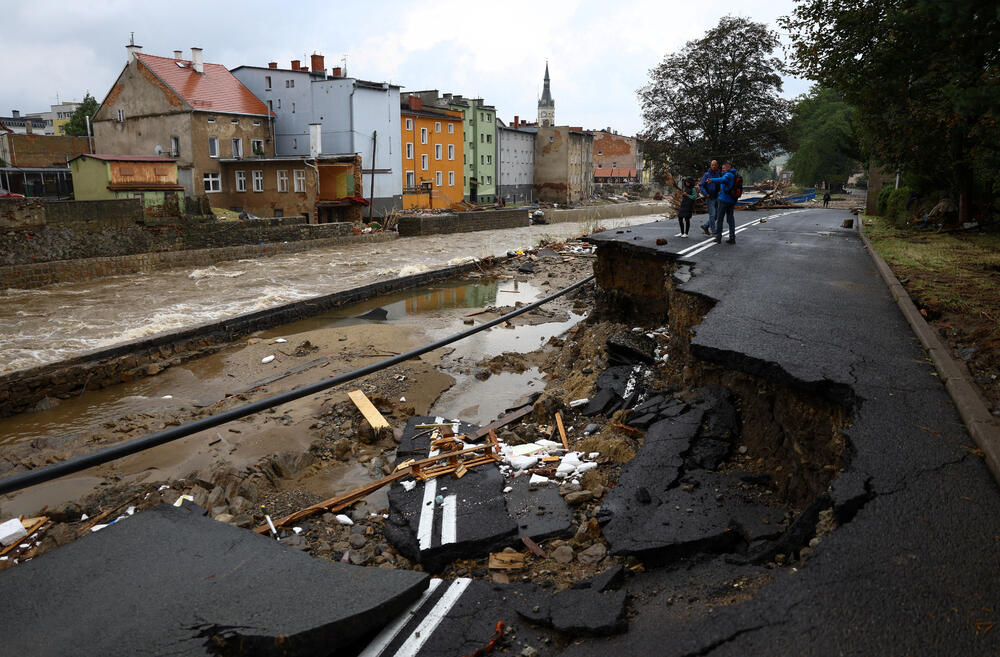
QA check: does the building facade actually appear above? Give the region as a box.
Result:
[0,111,49,135]
[533,126,594,205]
[93,46,274,198]
[0,132,90,197]
[69,154,184,212]
[413,91,497,204]
[497,119,534,204]
[399,95,465,210]
[23,102,83,135]
[231,56,402,214]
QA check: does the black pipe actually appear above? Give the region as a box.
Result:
[0,274,594,495]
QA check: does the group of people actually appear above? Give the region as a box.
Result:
[674,160,740,244]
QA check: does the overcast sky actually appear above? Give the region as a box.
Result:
[2,0,810,136]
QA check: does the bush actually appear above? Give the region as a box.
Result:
[877,185,894,215]
[885,187,915,227]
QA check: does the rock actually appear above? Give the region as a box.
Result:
[206,486,226,509]
[583,423,599,435]
[229,495,253,516]
[281,534,309,551]
[232,515,254,529]
[551,545,575,563]
[47,501,83,523]
[565,491,595,506]
[578,543,607,564]
[331,438,352,460]
[520,647,539,657]
[214,513,235,524]
[606,331,657,365]
[349,534,367,549]
[570,518,602,547]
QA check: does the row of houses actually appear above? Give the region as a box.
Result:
[2,44,644,221]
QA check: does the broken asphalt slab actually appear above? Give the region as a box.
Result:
[385,417,571,572]
[0,503,428,657]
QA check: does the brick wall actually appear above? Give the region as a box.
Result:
[0,228,388,289]
[397,208,529,236]
[0,253,493,418]
[0,198,142,228]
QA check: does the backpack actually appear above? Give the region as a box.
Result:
[728,172,743,199]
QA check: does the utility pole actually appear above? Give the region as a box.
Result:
[368,130,377,223]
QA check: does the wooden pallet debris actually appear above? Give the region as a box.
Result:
[555,411,569,449]
[348,389,390,432]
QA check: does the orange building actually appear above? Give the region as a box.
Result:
[400,96,464,210]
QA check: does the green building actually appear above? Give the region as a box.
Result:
[69,154,185,211]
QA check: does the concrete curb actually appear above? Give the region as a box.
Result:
[857,216,1000,485]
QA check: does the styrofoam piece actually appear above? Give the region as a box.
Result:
[0,518,27,546]
[529,474,550,485]
[335,514,354,526]
[569,398,589,408]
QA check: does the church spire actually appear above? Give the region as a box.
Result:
[538,61,555,126]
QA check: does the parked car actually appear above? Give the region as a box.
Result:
[0,188,25,198]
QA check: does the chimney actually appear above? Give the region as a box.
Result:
[408,96,423,111]
[11,110,19,118]
[174,50,182,59]
[126,42,143,62]
[268,62,278,69]
[514,115,519,127]
[25,118,33,134]
[291,59,301,70]
[191,47,204,74]
[310,54,325,73]
[309,123,322,159]
[331,67,342,78]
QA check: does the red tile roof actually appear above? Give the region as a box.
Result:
[136,53,272,117]
[594,167,638,178]
[77,154,178,162]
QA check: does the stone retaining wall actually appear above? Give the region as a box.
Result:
[0,231,396,290]
[397,208,528,236]
[0,256,497,418]
[545,202,669,224]
[0,198,143,229]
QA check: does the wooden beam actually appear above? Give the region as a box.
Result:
[555,411,568,450]
[348,389,390,431]
[468,404,534,442]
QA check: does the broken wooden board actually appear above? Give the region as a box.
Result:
[488,551,525,570]
[555,412,569,450]
[348,390,390,431]
[468,405,534,442]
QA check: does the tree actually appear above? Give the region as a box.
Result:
[787,86,860,188]
[782,0,1000,222]
[61,93,99,137]
[637,16,791,182]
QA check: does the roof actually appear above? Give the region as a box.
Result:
[594,167,638,178]
[135,53,273,117]
[72,154,178,163]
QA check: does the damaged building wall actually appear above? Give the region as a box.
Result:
[534,126,594,205]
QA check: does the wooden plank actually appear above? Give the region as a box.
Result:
[521,536,546,558]
[464,308,490,317]
[468,404,535,442]
[348,390,390,431]
[555,411,568,450]
[488,551,525,570]
[0,517,49,557]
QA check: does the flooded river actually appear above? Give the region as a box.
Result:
[0,214,658,374]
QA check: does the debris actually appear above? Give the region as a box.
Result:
[555,412,569,450]
[274,338,287,343]
[521,536,546,557]
[488,551,525,570]
[529,474,550,485]
[569,398,589,408]
[348,389,390,432]
[261,355,275,364]
[0,518,27,547]
[336,514,354,526]
[265,515,279,539]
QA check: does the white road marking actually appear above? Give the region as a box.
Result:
[357,579,444,657]
[393,578,473,657]
[678,211,803,257]
[440,495,457,545]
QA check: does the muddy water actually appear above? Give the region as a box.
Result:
[0,215,655,374]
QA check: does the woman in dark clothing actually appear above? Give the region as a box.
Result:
[677,177,697,237]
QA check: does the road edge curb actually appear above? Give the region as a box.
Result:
[857,215,1000,485]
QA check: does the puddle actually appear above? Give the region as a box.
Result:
[431,368,542,427]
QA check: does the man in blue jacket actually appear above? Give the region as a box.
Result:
[698,160,721,235]
[708,162,738,244]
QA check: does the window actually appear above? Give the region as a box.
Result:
[486,154,492,164]
[448,171,455,186]
[486,114,492,122]
[252,170,263,192]
[208,137,219,158]
[435,171,442,186]
[235,170,246,192]
[232,138,243,158]
[203,172,221,192]
[170,136,180,157]
[116,109,125,122]
[250,139,264,156]
[480,155,484,165]
[486,175,492,184]
[291,102,295,113]
[293,169,305,192]
[277,99,281,109]
[277,170,288,192]
[231,118,239,125]
[253,120,261,126]
[406,171,415,187]
[420,127,428,144]
[274,209,283,217]
[486,134,492,143]
[406,142,413,159]
[435,122,441,133]
[480,134,484,143]
[285,79,295,88]
[448,123,454,134]
[405,118,413,130]
[420,154,428,170]
[448,144,455,160]
[435,144,442,160]
[267,100,273,112]
[265,76,272,90]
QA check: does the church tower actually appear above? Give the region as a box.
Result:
[537,62,555,127]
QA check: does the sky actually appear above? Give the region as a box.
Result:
[1,0,811,137]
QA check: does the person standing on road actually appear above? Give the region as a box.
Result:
[708,162,739,244]
[676,176,697,237]
[823,191,831,208]
[698,160,721,235]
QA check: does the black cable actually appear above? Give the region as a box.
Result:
[0,274,594,495]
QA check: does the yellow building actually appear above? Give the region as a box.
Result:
[400,96,464,210]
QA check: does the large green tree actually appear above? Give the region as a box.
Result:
[787,86,860,187]
[638,16,791,181]
[782,0,1000,221]
[61,93,99,137]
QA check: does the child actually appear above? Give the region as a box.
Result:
[677,177,697,237]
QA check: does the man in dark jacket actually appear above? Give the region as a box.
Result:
[698,160,721,235]
[707,162,739,244]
